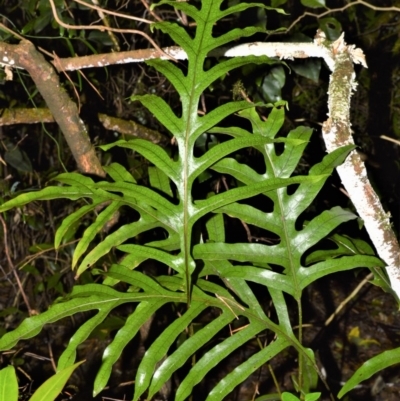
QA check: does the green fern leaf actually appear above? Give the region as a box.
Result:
[72,201,121,268]
[94,300,166,396]
[101,140,179,183]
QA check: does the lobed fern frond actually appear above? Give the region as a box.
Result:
[0,0,384,400]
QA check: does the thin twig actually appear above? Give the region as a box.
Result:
[325,272,373,326]
[73,0,154,24]
[281,0,400,35]
[139,0,163,22]
[0,22,25,41]
[48,0,176,62]
[0,214,34,316]
[381,135,400,146]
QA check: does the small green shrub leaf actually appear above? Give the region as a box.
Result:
[0,365,18,401]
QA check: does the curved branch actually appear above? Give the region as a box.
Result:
[281,0,400,35]
[320,33,400,299]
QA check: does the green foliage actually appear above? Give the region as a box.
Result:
[0,366,18,401]
[300,0,326,8]
[338,347,400,398]
[0,362,83,401]
[282,392,321,401]
[0,0,387,400]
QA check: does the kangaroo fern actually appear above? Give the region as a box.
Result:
[0,1,385,400]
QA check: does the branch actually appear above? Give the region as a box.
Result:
[0,40,105,177]
[98,114,169,145]
[0,108,54,125]
[48,35,365,72]
[0,108,168,145]
[319,32,400,299]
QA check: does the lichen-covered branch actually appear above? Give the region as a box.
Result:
[320,33,400,299]
[0,108,54,125]
[98,114,169,145]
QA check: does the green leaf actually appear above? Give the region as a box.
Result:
[191,101,262,143]
[300,348,319,394]
[202,260,294,295]
[239,106,285,139]
[192,136,278,180]
[55,172,95,187]
[194,242,286,265]
[0,295,117,351]
[292,207,358,255]
[300,0,326,8]
[209,26,267,51]
[207,337,289,401]
[54,200,104,248]
[94,301,165,396]
[134,301,207,400]
[144,59,190,99]
[211,157,262,184]
[291,59,321,83]
[57,309,111,370]
[152,1,200,21]
[117,244,178,272]
[0,1,380,400]
[0,186,102,213]
[148,166,173,196]
[194,175,328,220]
[103,163,137,183]
[198,56,277,94]
[271,0,287,6]
[282,394,300,401]
[4,147,32,172]
[0,366,18,401]
[319,18,342,40]
[152,21,196,58]
[131,94,182,137]
[218,2,286,20]
[75,218,160,275]
[72,201,121,268]
[94,182,180,225]
[147,312,234,399]
[298,255,384,290]
[101,140,179,183]
[338,348,400,398]
[205,213,225,243]
[29,361,84,401]
[176,323,264,401]
[305,393,321,401]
